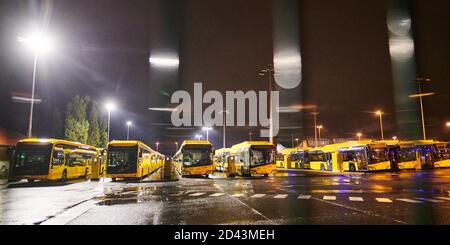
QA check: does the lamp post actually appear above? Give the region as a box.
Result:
[259,64,275,144]
[295,138,299,147]
[311,111,320,147]
[105,102,116,143]
[18,31,54,138]
[410,77,434,140]
[219,109,230,148]
[317,125,323,145]
[202,127,212,141]
[357,132,362,141]
[126,121,132,140]
[195,134,203,141]
[248,131,253,141]
[175,142,179,152]
[375,110,384,140]
[156,142,160,152]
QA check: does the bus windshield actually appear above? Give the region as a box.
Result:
[14,143,53,176]
[369,147,389,164]
[182,145,212,167]
[107,145,138,174]
[250,146,275,167]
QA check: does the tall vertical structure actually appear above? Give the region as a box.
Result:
[387,0,420,139]
[272,0,303,146]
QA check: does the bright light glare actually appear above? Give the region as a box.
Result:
[446,122,450,127]
[126,121,132,126]
[375,110,382,115]
[18,31,55,53]
[392,136,398,140]
[202,127,212,131]
[105,102,116,112]
[356,133,362,137]
[149,56,179,68]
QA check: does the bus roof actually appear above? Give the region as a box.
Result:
[109,140,162,155]
[181,140,212,146]
[19,138,97,151]
[214,148,231,155]
[230,141,274,153]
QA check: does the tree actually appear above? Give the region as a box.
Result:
[99,111,108,148]
[52,108,64,139]
[87,101,101,147]
[64,95,89,144]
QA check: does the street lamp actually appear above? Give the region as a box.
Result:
[175,142,179,152]
[356,132,362,141]
[446,122,450,128]
[317,125,323,145]
[248,131,254,141]
[105,102,116,143]
[311,111,320,147]
[218,109,230,148]
[126,121,132,140]
[392,136,398,140]
[410,77,434,140]
[202,127,212,141]
[195,134,203,141]
[18,30,55,138]
[156,141,160,152]
[375,110,384,140]
[295,138,299,147]
[259,64,275,144]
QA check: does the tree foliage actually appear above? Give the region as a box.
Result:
[64,95,90,144]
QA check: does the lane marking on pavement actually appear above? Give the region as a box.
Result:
[188,192,206,197]
[41,200,97,225]
[251,194,266,198]
[231,193,245,197]
[276,187,407,224]
[209,193,225,197]
[323,195,336,201]
[436,197,450,201]
[397,198,423,204]
[297,195,311,200]
[376,198,393,203]
[349,197,364,202]
[274,194,288,199]
[415,197,444,203]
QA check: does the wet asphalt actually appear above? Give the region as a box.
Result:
[1,168,450,225]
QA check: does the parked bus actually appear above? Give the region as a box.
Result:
[277,147,311,169]
[308,143,344,172]
[12,138,97,182]
[229,141,276,177]
[339,141,391,172]
[91,148,106,181]
[213,148,231,172]
[432,141,450,168]
[173,140,214,177]
[106,140,164,181]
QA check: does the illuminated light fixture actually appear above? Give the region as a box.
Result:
[105,102,116,112]
[392,136,398,140]
[446,122,450,127]
[149,56,179,68]
[11,96,42,104]
[356,132,362,141]
[18,31,55,54]
[148,107,178,112]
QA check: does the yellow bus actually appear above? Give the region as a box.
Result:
[277,147,311,169]
[213,148,231,172]
[308,143,344,172]
[91,148,106,181]
[432,141,450,168]
[173,140,214,177]
[106,140,164,181]
[229,141,277,177]
[12,138,97,182]
[339,141,391,172]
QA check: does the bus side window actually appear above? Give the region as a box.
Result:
[52,151,64,166]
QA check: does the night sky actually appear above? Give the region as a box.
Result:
[0,0,449,154]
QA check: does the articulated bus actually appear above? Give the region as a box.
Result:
[229,141,277,176]
[277,148,311,169]
[339,141,391,172]
[308,143,344,172]
[12,138,97,182]
[106,141,164,181]
[173,140,214,177]
[433,141,450,168]
[213,148,231,172]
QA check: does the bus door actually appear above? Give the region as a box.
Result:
[227,155,237,177]
[50,148,65,178]
[419,146,434,169]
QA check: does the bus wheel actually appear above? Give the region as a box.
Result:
[349,164,356,172]
[61,170,67,183]
[27,179,35,183]
[320,164,325,171]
